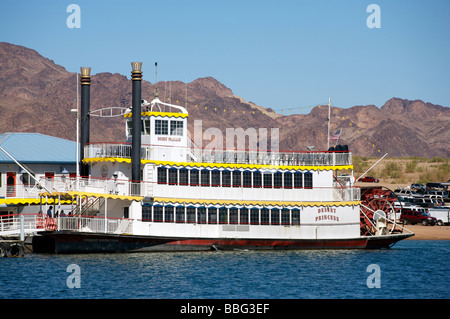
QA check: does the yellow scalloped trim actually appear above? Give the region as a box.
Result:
[0,198,72,205]
[83,158,352,171]
[38,191,142,202]
[153,197,360,207]
[124,111,188,118]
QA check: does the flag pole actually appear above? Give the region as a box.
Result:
[327,98,331,149]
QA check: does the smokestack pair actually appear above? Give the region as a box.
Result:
[80,67,91,177]
[131,62,142,183]
[78,63,142,183]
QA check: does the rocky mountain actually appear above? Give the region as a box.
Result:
[1,42,449,158]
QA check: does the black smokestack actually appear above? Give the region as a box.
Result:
[80,67,91,177]
[131,62,142,183]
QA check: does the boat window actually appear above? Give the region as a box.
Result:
[271,209,280,225]
[142,205,152,222]
[243,171,252,187]
[281,209,290,225]
[190,169,199,186]
[168,168,178,185]
[239,208,249,224]
[294,172,303,188]
[179,169,188,185]
[164,206,174,222]
[219,208,228,224]
[176,206,185,223]
[263,173,272,188]
[222,170,231,187]
[186,207,196,223]
[292,209,300,225]
[154,206,163,222]
[198,207,207,224]
[261,208,270,225]
[253,171,262,188]
[157,167,167,184]
[143,119,151,135]
[274,172,282,188]
[201,170,210,187]
[208,208,217,224]
[170,120,183,136]
[284,172,293,189]
[126,120,132,136]
[211,170,221,187]
[304,172,313,189]
[155,119,168,135]
[250,208,259,225]
[21,172,31,185]
[229,208,238,224]
[232,171,242,187]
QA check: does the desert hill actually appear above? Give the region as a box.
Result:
[0,42,449,158]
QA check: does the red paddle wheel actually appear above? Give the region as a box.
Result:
[360,186,403,236]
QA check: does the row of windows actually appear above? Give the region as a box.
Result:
[142,206,301,226]
[157,167,313,189]
[126,119,184,136]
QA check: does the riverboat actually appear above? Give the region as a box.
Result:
[31,63,414,253]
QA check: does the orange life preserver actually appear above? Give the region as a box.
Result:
[45,217,57,231]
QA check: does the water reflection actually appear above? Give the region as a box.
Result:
[1,241,449,299]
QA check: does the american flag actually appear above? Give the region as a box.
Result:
[330,128,341,140]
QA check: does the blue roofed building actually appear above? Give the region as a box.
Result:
[0,133,77,214]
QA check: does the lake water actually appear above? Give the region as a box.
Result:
[1,240,449,301]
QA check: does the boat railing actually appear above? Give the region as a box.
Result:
[0,213,133,236]
[84,143,352,166]
[35,176,361,202]
[36,177,142,197]
[2,183,43,199]
[0,213,45,236]
[56,215,133,234]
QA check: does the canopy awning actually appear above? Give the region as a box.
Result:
[153,197,360,208]
[0,197,72,206]
[39,191,143,202]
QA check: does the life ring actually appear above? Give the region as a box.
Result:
[6,243,25,257]
[45,218,57,231]
[36,213,44,229]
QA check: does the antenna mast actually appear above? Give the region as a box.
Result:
[154,62,159,98]
[327,97,331,149]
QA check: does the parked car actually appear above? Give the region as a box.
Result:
[400,209,437,226]
[359,176,379,183]
[393,196,416,209]
[428,208,450,226]
[426,182,446,190]
[411,183,425,193]
[412,197,438,208]
[424,190,448,199]
[394,189,422,199]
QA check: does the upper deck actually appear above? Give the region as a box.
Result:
[84,96,352,169]
[84,143,352,168]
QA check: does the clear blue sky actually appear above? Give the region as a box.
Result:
[1,0,449,112]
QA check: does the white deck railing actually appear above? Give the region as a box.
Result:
[2,176,360,203]
[84,143,352,167]
[57,215,133,234]
[0,213,133,237]
[0,213,45,236]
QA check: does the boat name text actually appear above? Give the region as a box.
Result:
[315,207,339,222]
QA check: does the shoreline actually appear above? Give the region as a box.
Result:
[402,225,450,240]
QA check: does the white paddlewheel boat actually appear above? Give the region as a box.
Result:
[32,63,414,253]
